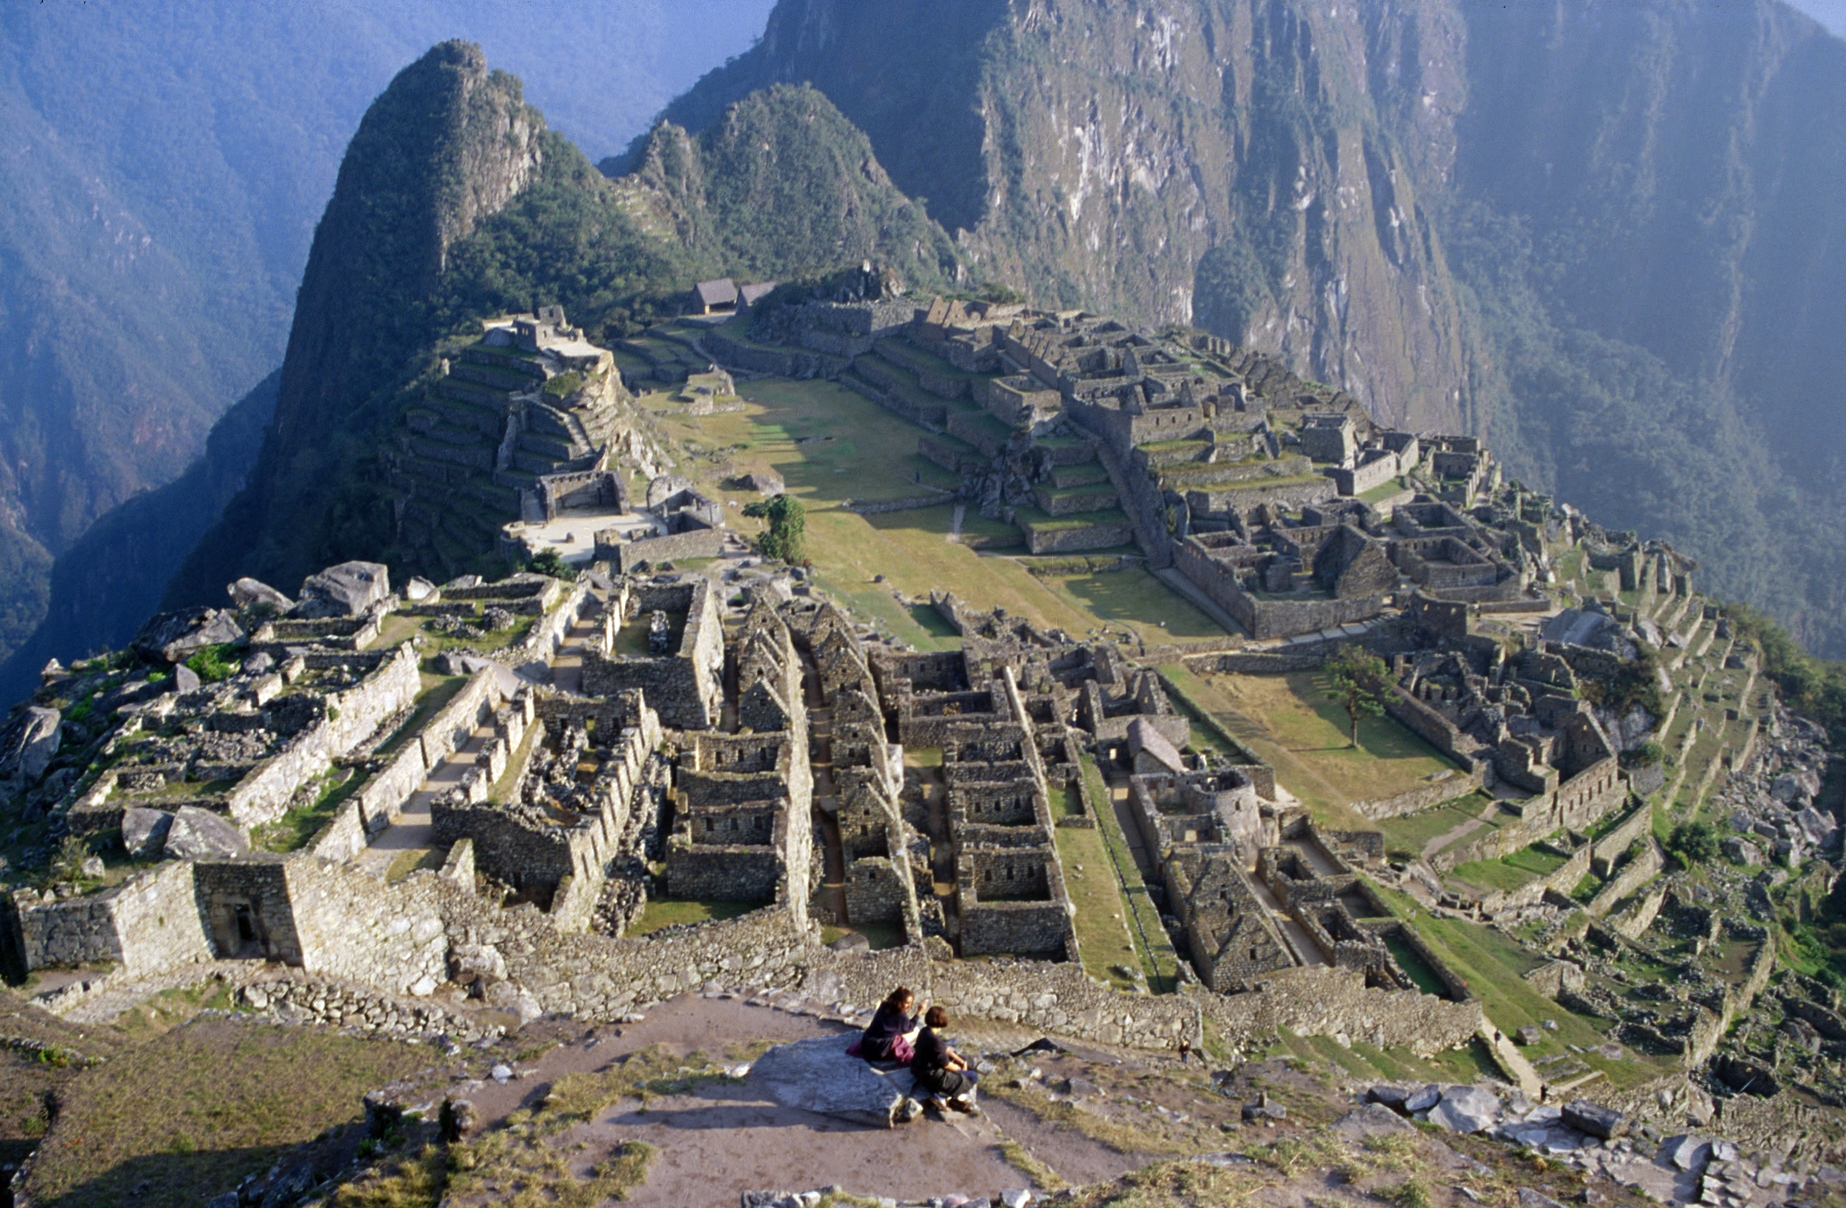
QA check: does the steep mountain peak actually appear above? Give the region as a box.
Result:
[271,40,543,452]
[609,83,963,288]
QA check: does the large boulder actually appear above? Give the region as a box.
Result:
[1561,1099,1626,1139]
[163,806,249,860]
[1772,767,1821,805]
[435,650,496,677]
[295,561,391,618]
[1429,1084,1501,1134]
[749,1035,920,1128]
[227,577,295,612]
[0,706,62,787]
[133,607,246,665]
[122,808,175,859]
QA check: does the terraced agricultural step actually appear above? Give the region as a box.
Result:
[1050,462,1111,489]
[517,430,579,461]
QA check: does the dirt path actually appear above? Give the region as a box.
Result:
[1422,797,1501,860]
[547,603,602,696]
[351,724,493,877]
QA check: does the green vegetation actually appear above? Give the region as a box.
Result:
[182,643,241,684]
[1667,821,1719,864]
[615,84,962,291]
[1054,822,1144,989]
[1080,754,1181,993]
[628,898,756,935]
[1324,645,1391,748]
[1728,602,1846,745]
[1378,797,1495,861]
[23,1019,430,1208]
[524,548,571,580]
[743,493,806,564]
[1190,669,1458,832]
[255,767,365,853]
[541,370,583,397]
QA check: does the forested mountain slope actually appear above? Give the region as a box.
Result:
[638,0,1846,656]
[158,50,963,632]
[0,0,769,672]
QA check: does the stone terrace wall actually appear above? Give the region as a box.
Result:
[225,644,423,829]
[1385,689,1488,776]
[508,580,591,664]
[1354,773,1484,822]
[605,528,726,573]
[287,857,450,998]
[10,860,211,977]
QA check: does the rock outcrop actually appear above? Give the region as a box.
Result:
[749,1035,921,1128]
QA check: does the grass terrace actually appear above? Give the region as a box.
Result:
[21,1017,430,1208]
[1376,794,1501,862]
[1188,670,1461,832]
[628,898,757,935]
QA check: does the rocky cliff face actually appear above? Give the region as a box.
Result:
[268,41,542,455]
[651,0,1476,431]
[646,0,1846,655]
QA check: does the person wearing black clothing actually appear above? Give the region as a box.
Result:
[910,1005,979,1114]
[859,986,924,1063]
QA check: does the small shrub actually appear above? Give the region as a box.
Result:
[543,370,584,397]
[1626,739,1666,768]
[184,643,241,683]
[527,549,571,580]
[1384,1178,1433,1208]
[1668,821,1719,864]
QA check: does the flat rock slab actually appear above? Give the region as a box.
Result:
[750,1035,918,1128]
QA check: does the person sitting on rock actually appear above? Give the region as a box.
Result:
[856,985,925,1064]
[911,1005,978,1115]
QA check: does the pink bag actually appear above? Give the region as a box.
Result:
[891,1034,915,1064]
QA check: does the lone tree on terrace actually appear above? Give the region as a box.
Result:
[1325,644,1391,748]
[744,493,806,564]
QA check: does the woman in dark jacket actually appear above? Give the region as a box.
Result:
[910,1005,979,1114]
[858,985,924,1063]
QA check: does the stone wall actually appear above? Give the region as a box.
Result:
[582,581,723,730]
[1586,840,1664,917]
[1353,775,1484,822]
[512,580,592,664]
[1384,689,1487,775]
[194,857,309,963]
[602,526,726,573]
[283,856,450,997]
[1210,967,1484,1063]
[9,861,212,977]
[223,643,423,828]
[1591,803,1656,877]
[1171,539,1384,640]
[1434,758,1628,872]
[1022,517,1139,555]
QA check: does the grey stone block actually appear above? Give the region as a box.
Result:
[1430,1084,1501,1133]
[749,1035,920,1127]
[1561,1099,1625,1139]
[296,560,390,618]
[163,806,248,860]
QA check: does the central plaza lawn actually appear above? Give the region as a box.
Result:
[654,375,1229,650]
[1185,669,1461,829]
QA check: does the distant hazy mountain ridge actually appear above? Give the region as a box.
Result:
[645,0,1846,657]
